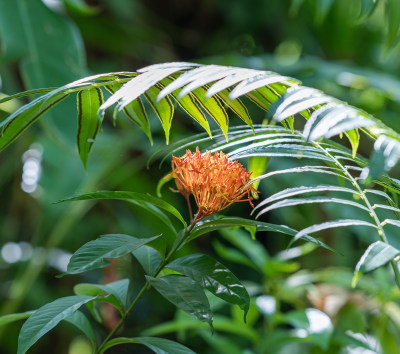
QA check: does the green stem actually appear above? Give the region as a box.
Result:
[96,215,200,354]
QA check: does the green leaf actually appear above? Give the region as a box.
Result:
[216,90,253,129]
[256,196,369,218]
[190,86,229,140]
[106,84,152,145]
[57,190,186,227]
[269,86,334,122]
[144,85,174,144]
[101,336,196,354]
[142,314,259,342]
[17,295,97,354]
[294,219,378,243]
[382,219,400,228]
[0,88,55,104]
[64,310,96,349]
[284,308,333,350]
[64,233,162,275]
[73,283,121,311]
[344,129,360,158]
[359,0,379,20]
[166,88,212,137]
[352,241,400,287]
[146,275,213,329]
[167,254,250,319]
[248,155,269,191]
[101,63,195,111]
[386,0,400,50]
[77,88,103,170]
[133,245,163,275]
[190,216,336,253]
[0,311,33,327]
[0,0,85,81]
[0,93,68,151]
[315,0,335,24]
[74,279,130,311]
[127,199,177,236]
[254,184,359,212]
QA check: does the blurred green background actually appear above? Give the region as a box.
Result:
[1,0,400,353]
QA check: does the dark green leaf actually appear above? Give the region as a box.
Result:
[167,254,250,319]
[101,336,196,354]
[146,275,213,329]
[64,310,96,349]
[57,190,186,227]
[133,245,163,275]
[17,295,97,354]
[64,233,162,275]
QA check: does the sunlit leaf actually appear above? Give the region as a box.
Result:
[144,85,174,144]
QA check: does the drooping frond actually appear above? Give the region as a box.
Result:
[1,62,400,176]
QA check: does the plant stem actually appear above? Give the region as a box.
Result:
[96,216,199,354]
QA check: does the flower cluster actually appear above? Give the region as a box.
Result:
[169,147,259,219]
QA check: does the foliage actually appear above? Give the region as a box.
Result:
[1,0,400,353]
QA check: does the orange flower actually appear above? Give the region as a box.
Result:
[170,147,259,219]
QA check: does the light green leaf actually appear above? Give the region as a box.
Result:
[144,85,174,144]
[167,254,250,319]
[77,88,103,170]
[64,233,162,275]
[344,129,360,158]
[0,311,33,327]
[216,89,253,129]
[101,336,196,354]
[353,241,400,287]
[57,190,186,227]
[190,86,229,140]
[146,275,213,329]
[17,295,97,354]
